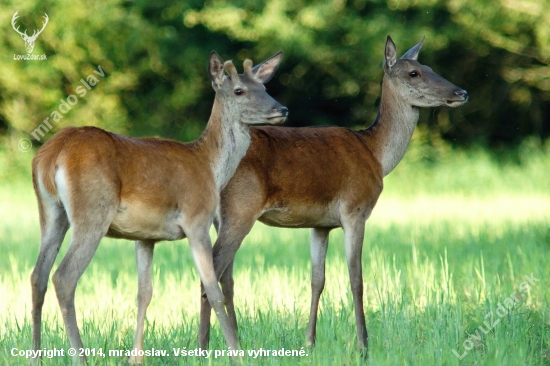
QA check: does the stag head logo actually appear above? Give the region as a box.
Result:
[11,11,49,54]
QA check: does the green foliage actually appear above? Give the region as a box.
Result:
[0,0,549,152]
[386,133,550,197]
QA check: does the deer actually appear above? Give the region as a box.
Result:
[30,51,287,364]
[11,11,49,54]
[198,36,468,355]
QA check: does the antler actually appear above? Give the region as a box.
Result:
[11,11,28,38]
[243,59,254,79]
[11,12,49,41]
[224,60,240,80]
[32,13,49,39]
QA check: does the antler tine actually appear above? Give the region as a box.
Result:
[223,60,239,80]
[11,11,28,37]
[243,59,254,79]
[34,13,49,37]
[11,11,19,27]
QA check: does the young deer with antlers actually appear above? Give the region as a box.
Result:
[199,36,468,353]
[31,51,287,364]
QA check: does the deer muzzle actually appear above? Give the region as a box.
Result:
[266,106,288,125]
[446,88,468,107]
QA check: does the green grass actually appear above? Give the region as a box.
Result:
[0,141,549,365]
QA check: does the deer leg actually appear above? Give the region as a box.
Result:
[129,240,155,365]
[306,227,330,347]
[52,231,107,364]
[52,205,116,365]
[188,226,239,352]
[199,261,239,348]
[220,259,237,331]
[199,208,258,349]
[198,281,211,349]
[343,220,368,355]
[31,200,69,362]
[199,259,237,349]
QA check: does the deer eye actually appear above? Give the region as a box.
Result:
[409,71,420,78]
[234,88,244,96]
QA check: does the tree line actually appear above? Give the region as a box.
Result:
[1,0,549,151]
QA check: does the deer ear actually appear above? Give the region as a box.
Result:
[384,35,397,72]
[209,51,225,87]
[251,51,283,84]
[400,36,424,60]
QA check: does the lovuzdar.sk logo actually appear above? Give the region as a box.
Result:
[12,11,48,61]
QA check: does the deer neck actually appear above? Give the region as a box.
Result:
[198,95,251,191]
[363,75,419,177]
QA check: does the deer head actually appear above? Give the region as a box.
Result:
[208,51,288,126]
[383,35,468,108]
[11,11,49,54]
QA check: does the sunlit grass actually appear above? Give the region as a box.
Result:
[1,145,549,365]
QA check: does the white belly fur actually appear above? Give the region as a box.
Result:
[110,201,184,241]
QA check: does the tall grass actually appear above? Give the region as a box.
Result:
[0,140,549,365]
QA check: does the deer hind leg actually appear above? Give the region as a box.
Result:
[31,192,69,360]
[342,219,368,355]
[52,222,114,364]
[51,180,118,364]
[129,240,155,365]
[306,227,331,347]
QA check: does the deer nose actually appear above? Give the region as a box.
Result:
[454,89,468,100]
[277,106,288,117]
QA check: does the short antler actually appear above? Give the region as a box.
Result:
[223,60,240,80]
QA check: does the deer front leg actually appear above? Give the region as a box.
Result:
[306,227,331,347]
[129,240,155,365]
[199,282,212,349]
[188,227,240,352]
[199,258,238,349]
[343,220,368,356]
[199,207,258,349]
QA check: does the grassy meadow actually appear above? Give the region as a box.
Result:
[0,140,549,365]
